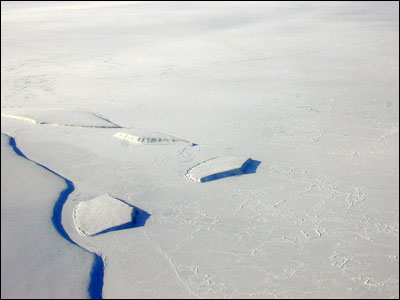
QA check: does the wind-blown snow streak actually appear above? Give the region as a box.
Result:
[1,109,121,128]
[4,133,104,299]
[1,114,38,124]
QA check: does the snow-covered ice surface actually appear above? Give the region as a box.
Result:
[1,1,399,299]
[74,194,134,236]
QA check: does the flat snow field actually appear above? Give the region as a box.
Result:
[1,1,399,299]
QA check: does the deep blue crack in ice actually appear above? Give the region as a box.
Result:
[89,254,104,299]
[5,133,152,299]
[6,134,104,299]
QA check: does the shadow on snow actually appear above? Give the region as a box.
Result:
[92,203,151,236]
[201,159,262,183]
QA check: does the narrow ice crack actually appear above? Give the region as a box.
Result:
[4,133,105,299]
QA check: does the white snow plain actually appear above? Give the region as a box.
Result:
[1,1,399,299]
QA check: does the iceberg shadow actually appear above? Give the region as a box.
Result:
[242,159,262,174]
[201,159,262,183]
[92,203,151,236]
